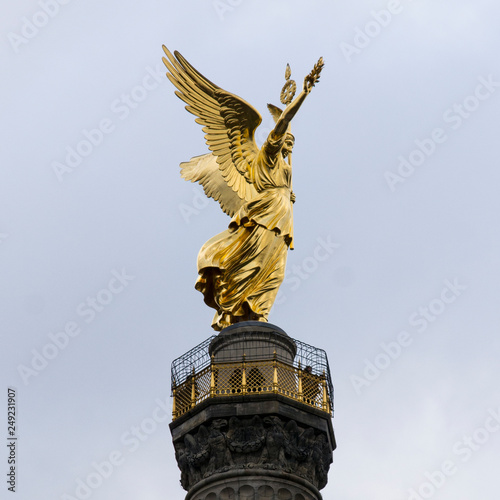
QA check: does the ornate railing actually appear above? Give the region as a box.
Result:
[171,336,333,420]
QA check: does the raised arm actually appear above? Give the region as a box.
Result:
[271,57,324,140]
[271,88,308,139]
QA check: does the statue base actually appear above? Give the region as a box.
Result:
[209,321,297,364]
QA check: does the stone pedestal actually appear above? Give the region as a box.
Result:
[170,323,336,500]
[209,322,297,364]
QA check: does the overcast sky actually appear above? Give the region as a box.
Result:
[2,1,500,499]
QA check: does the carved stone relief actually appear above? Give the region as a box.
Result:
[174,415,332,492]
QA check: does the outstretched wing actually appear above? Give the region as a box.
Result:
[180,153,246,217]
[163,46,261,206]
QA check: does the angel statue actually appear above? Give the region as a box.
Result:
[162,46,324,331]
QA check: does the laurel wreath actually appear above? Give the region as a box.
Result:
[279,57,324,104]
[304,57,324,91]
[280,79,297,105]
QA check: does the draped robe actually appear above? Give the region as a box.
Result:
[195,134,293,331]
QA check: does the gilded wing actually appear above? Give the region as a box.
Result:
[180,153,245,217]
[163,46,261,207]
[267,103,283,124]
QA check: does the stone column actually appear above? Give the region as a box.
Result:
[170,322,336,500]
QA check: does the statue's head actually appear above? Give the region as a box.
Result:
[282,133,295,158]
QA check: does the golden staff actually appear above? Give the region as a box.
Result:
[280,65,295,174]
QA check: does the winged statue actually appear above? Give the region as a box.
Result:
[162,46,324,331]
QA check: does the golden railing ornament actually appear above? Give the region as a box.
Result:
[172,357,332,420]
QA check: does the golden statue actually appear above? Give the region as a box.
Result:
[162,47,324,331]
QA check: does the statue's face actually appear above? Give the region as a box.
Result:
[282,137,295,158]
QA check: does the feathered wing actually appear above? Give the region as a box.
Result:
[180,153,245,217]
[267,103,283,124]
[163,46,261,213]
